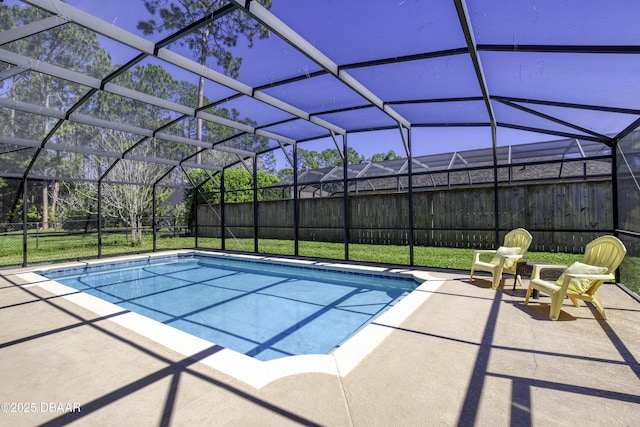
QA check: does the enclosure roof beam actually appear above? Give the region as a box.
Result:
[329,131,344,161]
[230,0,410,130]
[0,135,41,149]
[204,170,221,189]
[369,162,402,175]
[574,139,587,158]
[0,98,66,120]
[0,135,221,173]
[453,0,496,129]
[235,154,254,175]
[496,99,609,140]
[355,162,373,178]
[478,44,640,55]
[389,96,485,106]
[253,129,295,145]
[0,171,182,186]
[611,116,640,144]
[24,0,346,138]
[23,0,156,54]
[153,166,178,188]
[153,3,238,52]
[102,83,195,116]
[68,114,154,137]
[412,159,431,171]
[0,78,385,151]
[398,123,410,158]
[0,97,246,151]
[153,132,224,151]
[180,161,223,172]
[176,132,258,171]
[0,15,68,45]
[341,48,470,70]
[277,140,294,168]
[213,144,257,157]
[0,48,100,88]
[100,178,184,186]
[159,48,345,137]
[397,160,409,174]
[320,166,340,183]
[0,49,295,146]
[497,122,610,143]
[196,111,254,134]
[0,65,26,81]
[491,95,640,116]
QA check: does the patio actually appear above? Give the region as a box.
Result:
[1,264,638,426]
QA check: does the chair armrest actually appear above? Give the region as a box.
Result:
[473,249,496,263]
[500,253,524,268]
[558,273,615,294]
[564,273,615,281]
[530,263,568,281]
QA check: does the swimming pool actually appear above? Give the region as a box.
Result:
[40,252,419,362]
[22,250,444,388]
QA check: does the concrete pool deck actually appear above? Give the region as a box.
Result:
[1,258,639,426]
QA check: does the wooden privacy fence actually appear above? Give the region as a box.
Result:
[197,179,613,253]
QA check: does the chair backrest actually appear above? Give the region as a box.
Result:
[504,228,533,255]
[582,235,627,273]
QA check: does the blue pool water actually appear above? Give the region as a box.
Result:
[41,254,419,361]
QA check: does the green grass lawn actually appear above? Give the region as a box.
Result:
[1,232,638,296]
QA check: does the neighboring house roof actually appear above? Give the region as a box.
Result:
[271,137,611,195]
